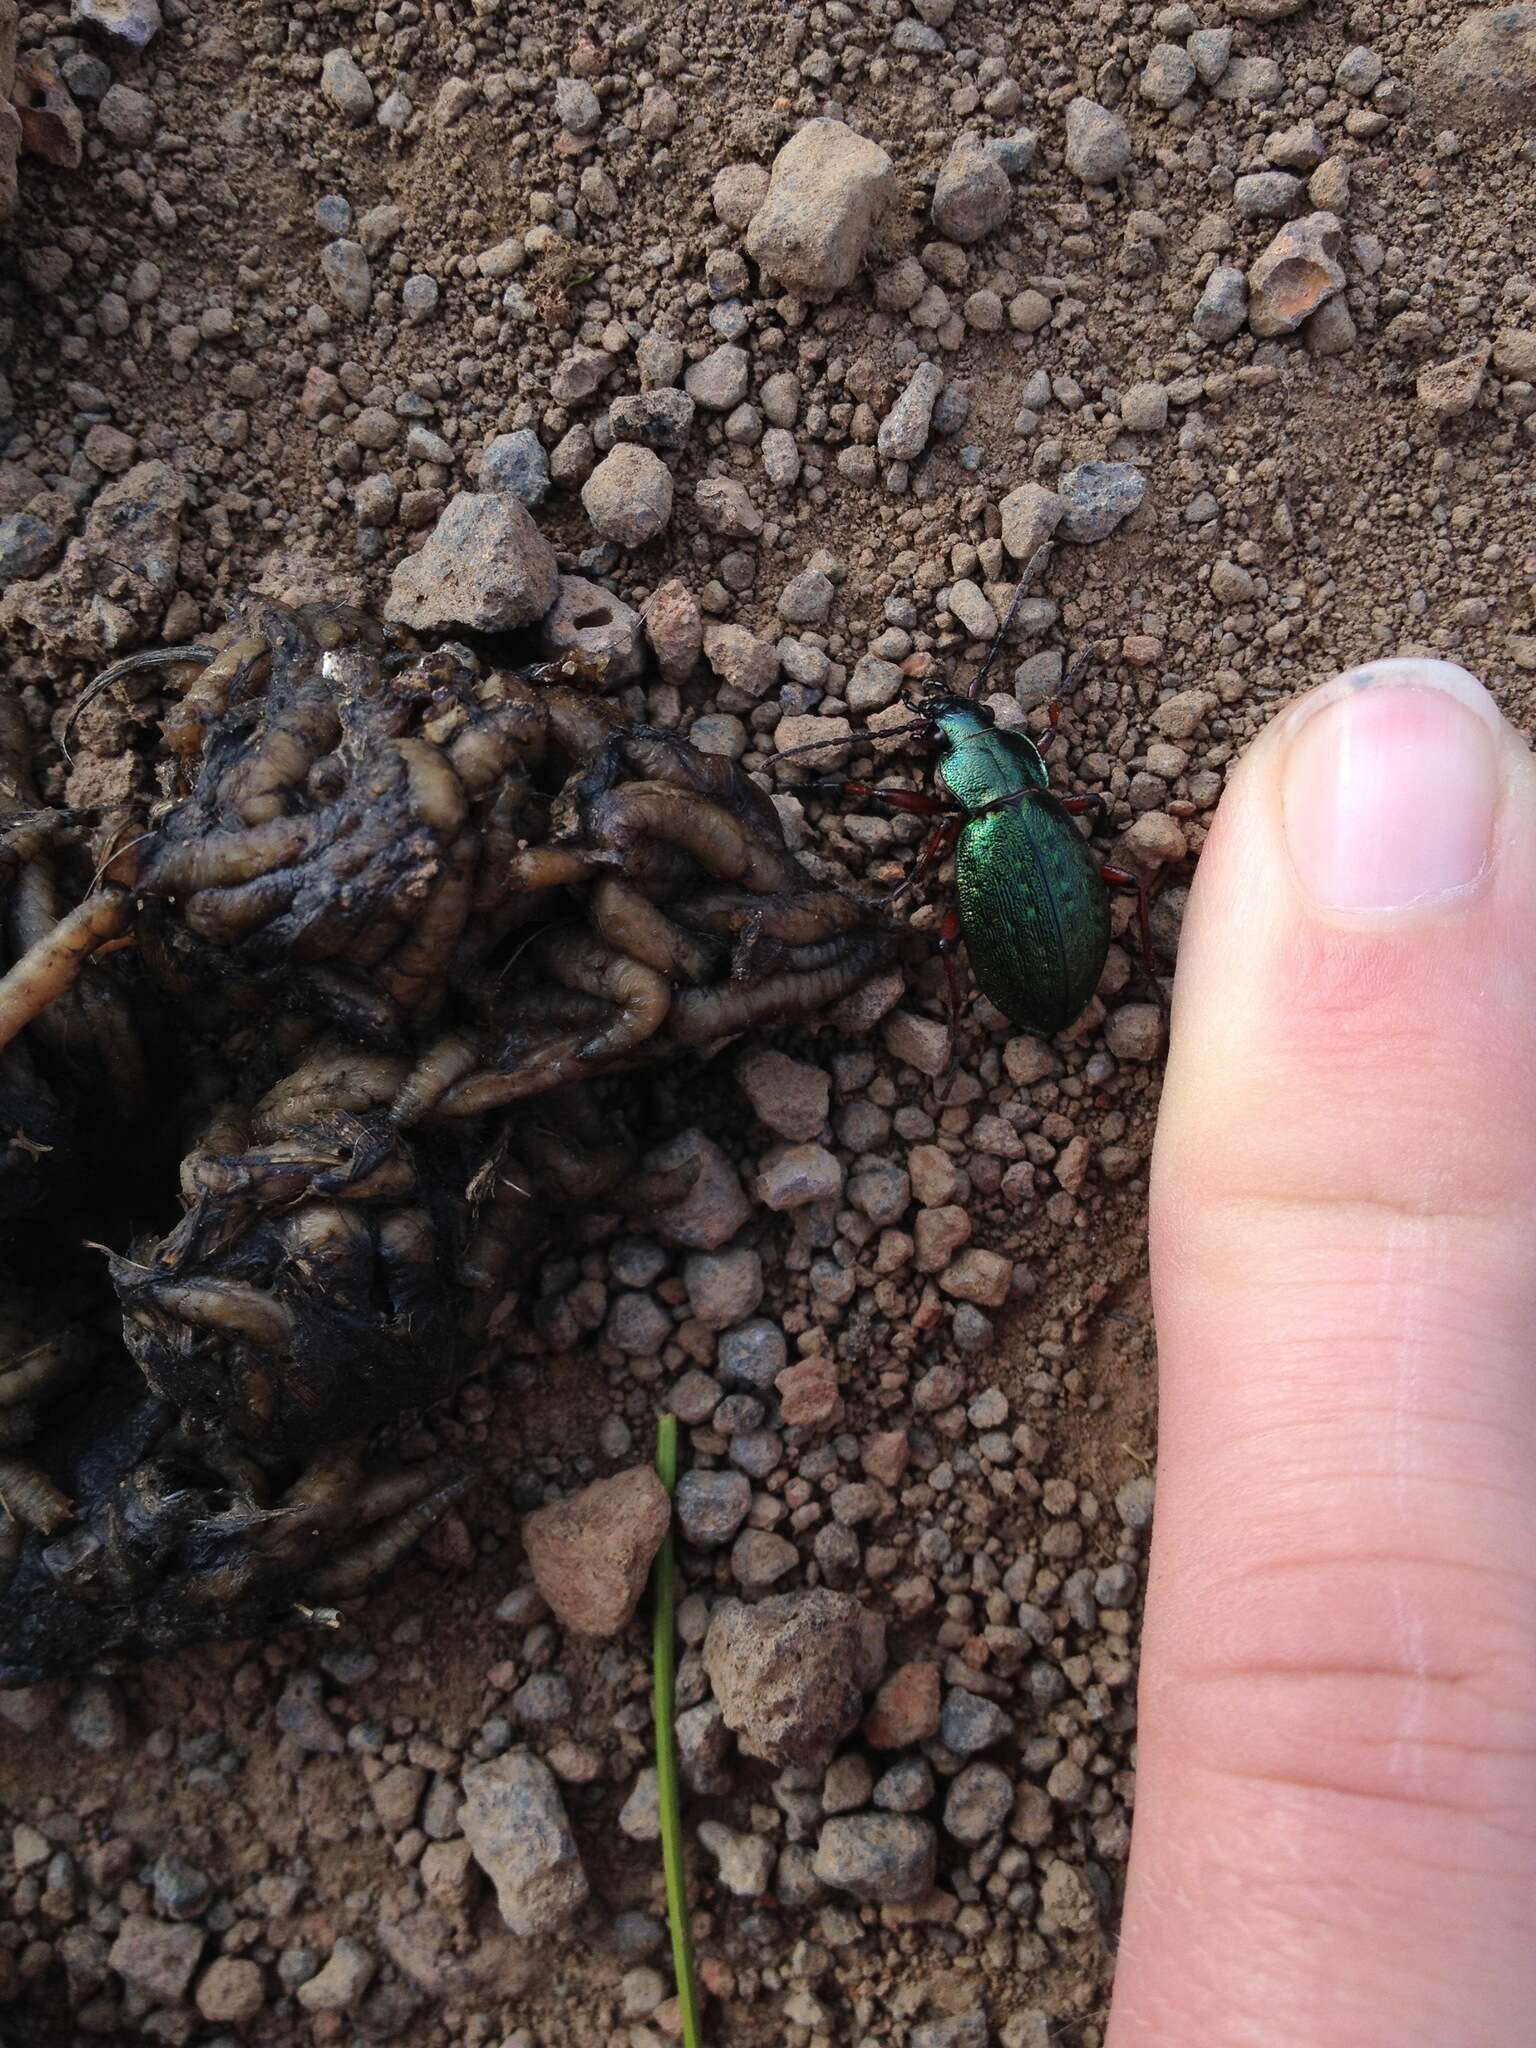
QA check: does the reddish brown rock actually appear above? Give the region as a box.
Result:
[1417,343,1491,421]
[642,576,703,682]
[1247,211,1345,339]
[522,1467,671,1637]
[860,1430,911,1488]
[776,1354,841,1429]
[704,1589,886,1766]
[864,1662,941,1749]
[702,619,779,697]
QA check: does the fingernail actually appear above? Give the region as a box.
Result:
[1282,660,1499,914]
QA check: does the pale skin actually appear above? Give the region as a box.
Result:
[1108,660,1536,2047]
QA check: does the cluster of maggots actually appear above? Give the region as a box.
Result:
[0,598,892,1683]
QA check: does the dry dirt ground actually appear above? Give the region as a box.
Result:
[2,0,1535,2043]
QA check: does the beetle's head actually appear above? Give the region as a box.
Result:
[899,683,991,738]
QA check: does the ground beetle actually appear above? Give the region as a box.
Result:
[777,575,1147,1041]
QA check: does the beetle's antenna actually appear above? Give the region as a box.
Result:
[964,544,1051,703]
[771,715,933,764]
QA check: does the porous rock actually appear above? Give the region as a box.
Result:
[460,1751,589,1936]
[703,1588,886,1766]
[1422,7,1536,131]
[0,459,185,657]
[538,573,646,683]
[1064,98,1131,184]
[581,442,674,546]
[745,118,896,300]
[931,133,1013,243]
[384,491,557,633]
[812,1814,936,1903]
[522,1467,671,1637]
[1247,212,1345,338]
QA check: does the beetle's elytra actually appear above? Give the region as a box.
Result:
[934,701,1112,1036]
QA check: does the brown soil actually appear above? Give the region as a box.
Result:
[2,1,1534,2044]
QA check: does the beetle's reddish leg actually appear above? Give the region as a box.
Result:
[1057,793,1106,817]
[805,779,953,818]
[874,814,962,909]
[1102,863,1154,971]
[936,901,967,1068]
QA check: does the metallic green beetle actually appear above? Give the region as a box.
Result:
[785,590,1142,1039]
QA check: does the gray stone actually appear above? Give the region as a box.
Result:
[1193,265,1249,342]
[297,1937,376,2014]
[874,1756,936,1811]
[276,1670,343,1754]
[460,1751,589,1936]
[1058,461,1146,543]
[538,573,645,683]
[479,429,549,508]
[877,361,945,462]
[1224,0,1306,17]
[943,1761,1013,1845]
[609,388,695,452]
[891,19,945,53]
[321,48,373,123]
[319,239,372,318]
[684,344,750,412]
[813,1815,936,1902]
[150,1854,212,1921]
[988,129,1038,176]
[947,578,997,639]
[95,81,153,144]
[745,119,896,300]
[1211,55,1284,103]
[931,133,1012,242]
[912,2017,988,2048]
[1141,42,1196,108]
[761,427,801,487]
[1188,27,1233,84]
[0,513,62,590]
[685,1247,763,1330]
[108,1916,204,2004]
[676,1471,753,1548]
[676,1702,731,1797]
[998,481,1065,564]
[1121,380,1169,432]
[1234,171,1303,219]
[385,492,558,633]
[401,273,439,322]
[697,1820,775,1897]
[643,1130,751,1249]
[619,1767,660,1840]
[581,443,674,547]
[718,1318,788,1392]
[755,1143,845,1211]
[940,1688,1012,1754]
[554,76,601,135]
[1064,97,1132,184]
[704,1589,886,1766]
[777,567,834,625]
[72,0,161,51]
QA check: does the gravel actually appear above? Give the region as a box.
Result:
[813,1814,937,1902]
[581,443,674,546]
[1064,98,1132,184]
[460,1752,589,1936]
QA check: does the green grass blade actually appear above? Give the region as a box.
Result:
[652,1414,703,2048]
